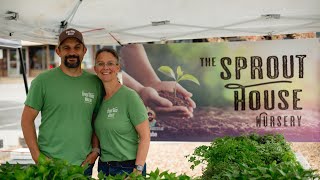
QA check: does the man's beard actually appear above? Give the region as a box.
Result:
[64,55,81,68]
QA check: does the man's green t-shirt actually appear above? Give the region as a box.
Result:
[25,67,103,165]
[94,85,148,162]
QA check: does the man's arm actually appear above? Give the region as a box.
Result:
[21,105,40,163]
[81,115,100,166]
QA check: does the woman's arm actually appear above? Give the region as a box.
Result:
[134,120,150,169]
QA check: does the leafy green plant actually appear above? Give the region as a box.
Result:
[187,133,320,180]
[158,66,200,97]
[0,153,88,180]
[0,155,195,180]
[97,168,195,180]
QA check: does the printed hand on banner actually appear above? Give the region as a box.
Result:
[139,82,195,118]
[119,44,195,118]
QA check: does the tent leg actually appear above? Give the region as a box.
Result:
[18,48,28,95]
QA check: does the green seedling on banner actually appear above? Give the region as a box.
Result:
[158,66,200,97]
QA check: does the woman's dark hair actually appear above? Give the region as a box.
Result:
[95,48,119,63]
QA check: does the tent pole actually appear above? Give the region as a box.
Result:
[18,48,28,95]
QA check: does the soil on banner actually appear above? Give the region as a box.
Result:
[158,91,189,107]
[153,107,320,142]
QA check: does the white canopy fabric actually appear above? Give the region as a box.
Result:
[0,38,21,48]
[0,0,319,45]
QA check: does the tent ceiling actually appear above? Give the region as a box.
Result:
[0,38,21,48]
[0,0,319,45]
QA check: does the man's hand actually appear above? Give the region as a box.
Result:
[32,151,41,164]
[81,152,99,166]
[36,153,51,165]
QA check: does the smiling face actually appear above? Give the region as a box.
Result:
[148,109,156,122]
[94,51,120,82]
[56,38,87,69]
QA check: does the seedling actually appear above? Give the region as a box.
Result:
[158,66,200,97]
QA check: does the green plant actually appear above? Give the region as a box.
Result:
[97,168,196,180]
[0,153,88,180]
[0,156,195,180]
[158,66,200,97]
[187,133,320,180]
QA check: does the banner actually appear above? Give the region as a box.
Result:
[139,39,320,142]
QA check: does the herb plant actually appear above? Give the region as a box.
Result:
[187,134,320,180]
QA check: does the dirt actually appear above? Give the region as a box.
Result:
[158,91,190,107]
[145,106,320,176]
[152,107,320,142]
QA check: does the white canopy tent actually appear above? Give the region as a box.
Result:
[0,38,28,93]
[0,38,21,49]
[0,0,319,45]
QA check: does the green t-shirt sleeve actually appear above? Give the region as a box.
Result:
[24,78,44,111]
[127,90,148,126]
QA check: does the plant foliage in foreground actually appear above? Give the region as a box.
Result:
[0,153,194,180]
[187,133,320,180]
[1,134,318,179]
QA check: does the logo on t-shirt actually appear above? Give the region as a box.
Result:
[82,91,95,104]
[107,107,118,118]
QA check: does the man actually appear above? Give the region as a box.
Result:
[147,108,157,128]
[21,28,102,175]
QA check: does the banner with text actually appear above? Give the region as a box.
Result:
[141,39,320,142]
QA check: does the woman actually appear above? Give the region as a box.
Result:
[93,48,150,176]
